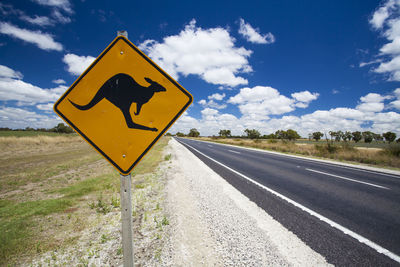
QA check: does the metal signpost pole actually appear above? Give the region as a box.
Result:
[120,173,134,267]
[118,30,133,267]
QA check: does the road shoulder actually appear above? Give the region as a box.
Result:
[161,138,331,266]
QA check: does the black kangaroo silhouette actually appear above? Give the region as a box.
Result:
[68,73,166,132]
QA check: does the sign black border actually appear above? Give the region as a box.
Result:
[54,36,193,174]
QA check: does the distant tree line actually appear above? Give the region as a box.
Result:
[171,128,399,144]
[0,123,74,134]
[309,131,398,143]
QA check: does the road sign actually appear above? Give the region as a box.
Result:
[54,36,192,174]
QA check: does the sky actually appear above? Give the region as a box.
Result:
[0,0,400,137]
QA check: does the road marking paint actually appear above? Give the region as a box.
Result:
[180,140,400,264]
[208,145,213,147]
[228,149,241,154]
[306,168,390,190]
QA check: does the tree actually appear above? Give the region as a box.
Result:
[244,129,261,139]
[219,129,231,138]
[383,132,397,143]
[352,131,362,143]
[264,133,276,139]
[312,132,324,141]
[286,129,301,140]
[343,131,352,142]
[373,133,383,142]
[329,131,336,141]
[275,130,287,139]
[334,130,343,142]
[188,128,200,137]
[51,123,74,133]
[176,132,185,137]
[362,131,374,143]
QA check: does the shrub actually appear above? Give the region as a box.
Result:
[384,144,400,157]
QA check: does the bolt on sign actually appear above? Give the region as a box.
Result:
[54,36,192,174]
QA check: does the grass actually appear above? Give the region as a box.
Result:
[195,137,400,169]
[0,134,170,265]
[296,138,390,149]
[0,130,77,137]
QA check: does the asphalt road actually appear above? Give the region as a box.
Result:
[175,137,400,266]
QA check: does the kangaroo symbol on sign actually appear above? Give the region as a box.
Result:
[68,73,166,132]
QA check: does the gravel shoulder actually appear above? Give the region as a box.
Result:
[161,138,331,266]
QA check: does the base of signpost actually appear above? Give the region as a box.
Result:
[120,173,134,267]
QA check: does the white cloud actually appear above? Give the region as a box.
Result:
[52,78,65,84]
[198,93,227,109]
[0,22,62,51]
[0,64,23,79]
[238,18,275,44]
[139,19,252,87]
[0,78,66,104]
[36,103,54,111]
[31,0,73,14]
[291,91,319,108]
[228,86,295,118]
[20,15,53,27]
[368,1,400,80]
[389,88,400,109]
[208,93,225,101]
[356,92,391,112]
[228,86,319,119]
[370,0,397,29]
[0,65,66,105]
[63,53,95,76]
[0,107,61,129]
[51,9,71,24]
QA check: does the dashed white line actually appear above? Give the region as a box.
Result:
[228,149,241,154]
[183,138,400,179]
[306,168,390,190]
[181,141,400,264]
[208,145,213,147]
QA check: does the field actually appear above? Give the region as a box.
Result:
[0,133,170,265]
[0,130,77,137]
[196,137,400,170]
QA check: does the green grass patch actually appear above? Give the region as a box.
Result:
[57,174,118,198]
[0,198,73,264]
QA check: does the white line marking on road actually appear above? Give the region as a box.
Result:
[208,145,213,147]
[306,168,390,190]
[181,141,400,264]
[228,149,241,154]
[185,138,400,178]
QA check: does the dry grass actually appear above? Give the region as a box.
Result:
[197,137,400,169]
[0,135,170,266]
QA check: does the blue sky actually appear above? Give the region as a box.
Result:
[0,0,400,137]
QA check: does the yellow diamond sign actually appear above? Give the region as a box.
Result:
[54,36,192,174]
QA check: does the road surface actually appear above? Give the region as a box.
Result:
[175,137,400,266]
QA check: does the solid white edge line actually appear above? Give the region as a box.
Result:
[180,140,400,263]
[306,168,390,190]
[183,138,400,178]
[228,149,241,154]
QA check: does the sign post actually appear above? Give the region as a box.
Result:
[53,29,192,267]
[117,30,134,267]
[120,173,134,266]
